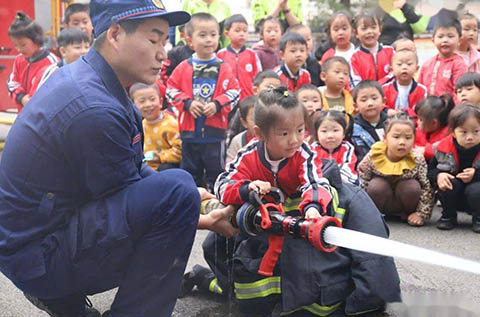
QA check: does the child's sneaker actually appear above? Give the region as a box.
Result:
[472,217,480,233]
[436,217,457,230]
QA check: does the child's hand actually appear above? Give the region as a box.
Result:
[21,95,31,105]
[189,100,204,118]
[407,212,424,226]
[304,207,321,219]
[437,172,455,191]
[203,102,217,118]
[248,180,271,195]
[457,168,475,184]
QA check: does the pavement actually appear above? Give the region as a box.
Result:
[0,113,479,316]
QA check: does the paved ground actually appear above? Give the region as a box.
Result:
[0,114,479,316]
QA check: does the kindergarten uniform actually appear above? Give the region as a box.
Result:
[312,140,359,185]
[206,159,401,315]
[166,54,240,188]
[274,63,311,92]
[418,54,467,102]
[217,46,262,100]
[7,49,59,112]
[350,45,394,86]
[414,125,450,161]
[382,79,427,118]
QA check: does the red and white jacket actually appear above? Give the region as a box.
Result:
[274,63,311,92]
[382,79,427,118]
[418,54,467,103]
[7,50,59,112]
[217,46,262,100]
[350,45,394,86]
[215,140,332,215]
[166,57,240,138]
[312,141,359,185]
[415,125,450,161]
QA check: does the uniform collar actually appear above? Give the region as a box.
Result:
[84,48,131,108]
[227,45,246,55]
[27,49,49,63]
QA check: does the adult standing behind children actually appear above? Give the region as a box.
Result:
[252,0,303,32]
[0,1,237,316]
[7,11,59,112]
[167,13,240,191]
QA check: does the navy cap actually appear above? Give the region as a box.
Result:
[90,0,191,38]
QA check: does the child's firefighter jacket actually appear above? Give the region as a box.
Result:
[205,159,401,316]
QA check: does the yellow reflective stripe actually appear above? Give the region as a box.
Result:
[335,207,345,224]
[283,197,302,213]
[234,277,281,299]
[208,278,223,295]
[281,302,342,316]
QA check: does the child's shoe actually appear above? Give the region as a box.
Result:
[472,217,480,233]
[436,217,457,230]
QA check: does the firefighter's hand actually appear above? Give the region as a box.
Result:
[198,205,239,238]
[437,172,454,191]
[189,100,204,119]
[305,207,321,219]
[457,168,475,184]
[203,102,217,118]
[248,180,271,195]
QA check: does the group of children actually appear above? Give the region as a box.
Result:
[7,3,480,315]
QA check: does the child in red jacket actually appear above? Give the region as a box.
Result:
[274,32,311,92]
[418,18,467,103]
[166,13,240,191]
[382,50,427,118]
[217,14,262,101]
[7,12,59,112]
[350,12,394,87]
[414,95,455,161]
[311,110,359,185]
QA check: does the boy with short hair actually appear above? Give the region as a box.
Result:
[319,56,355,114]
[252,69,282,94]
[167,13,240,190]
[383,50,427,117]
[36,27,90,87]
[457,13,480,73]
[63,3,93,43]
[274,32,311,91]
[288,24,322,86]
[351,80,388,162]
[392,37,416,52]
[165,24,195,77]
[217,14,262,101]
[418,18,467,102]
[130,83,182,171]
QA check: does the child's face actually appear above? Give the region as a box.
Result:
[317,118,345,151]
[433,26,459,58]
[133,87,162,121]
[384,123,415,162]
[280,42,307,72]
[60,41,90,64]
[11,36,39,59]
[262,21,282,49]
[391,51,418,86]
[355,19,380,49]
[258,106,305,160]
[66,12,93,41]
[321,61,349,92]
[225,22,248,49]
[457,85,480,105]
[254,77,281,94]
[460,18,478,48]
[453,117,480,149]
[240,107,255,136]
[298,89,322,114]
[189,20,219,59]
[330,16,352,49]
[296,27,313,53]
[355,87,384,123]
[417,115,439,134]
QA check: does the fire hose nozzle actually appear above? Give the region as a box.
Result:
[307,216,342,252]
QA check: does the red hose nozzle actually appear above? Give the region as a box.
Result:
[307,216,342,252]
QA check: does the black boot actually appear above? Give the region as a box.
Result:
[472,217,480,233]
[24,293,100,317]
[178,264,215,298]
